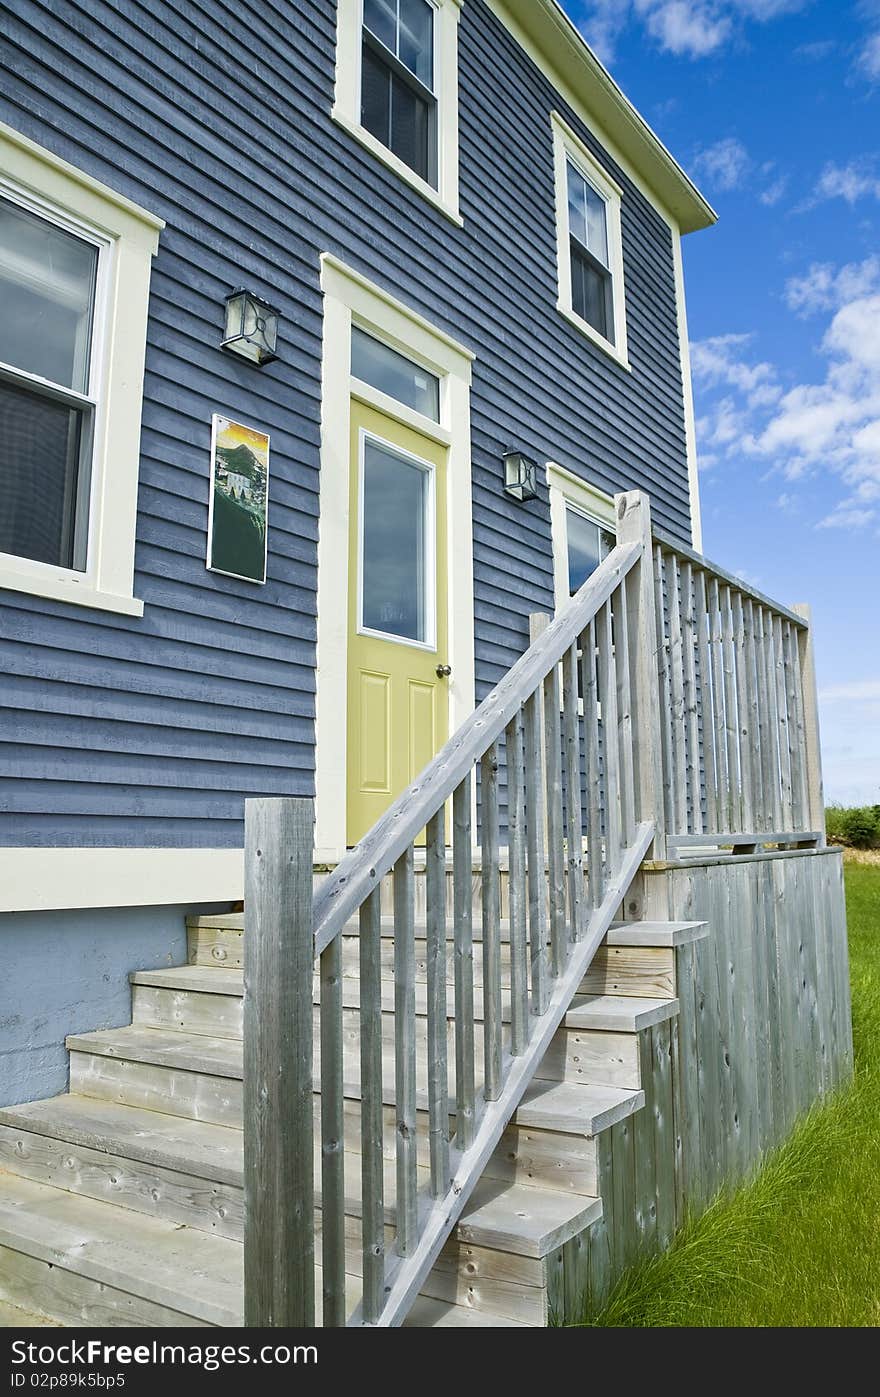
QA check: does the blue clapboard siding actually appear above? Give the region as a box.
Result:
[0,0,695,850]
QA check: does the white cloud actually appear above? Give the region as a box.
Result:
[784,256,880,315]
[858,31,880,79]
[691,275,880,530]
[638,1,732,56]
[691,136,751,190]
[575,0,810,63]
[812,161,880,204]
[760,175,788,205]
[821,679,880,702]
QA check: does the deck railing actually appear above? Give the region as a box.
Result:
[242,490,825,1327]
[243,491,663,1328]
[651,531,824,855]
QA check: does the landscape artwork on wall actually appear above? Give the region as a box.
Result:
[207,414,269,584]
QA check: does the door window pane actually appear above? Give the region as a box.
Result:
[566,506,611,595]
[0,196,98,393]
[362,438,430,643]
[352,328,440,420]
[0,377,90,568]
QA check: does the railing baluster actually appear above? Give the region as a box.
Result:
[744,598,764,831]
[681,561,702,834]
[720,585,739,831]
[481,743,503,1097]
[562,642,585,941]
[615,581,637,846]
[666,553,688,834]
[772,614,793,831]
[598,596,622,861]
[452,775,475,1150]
[654,544,675,835]
[581,618,604,909]
[426,810,449,1195]
[783,621,808,831]
[732,591,754,835]
[543,653,566,976]
[523,691,548,1014]
[762,607,784,830]
[393,846,418,1250]
[320,935,345,1326]
[359,886,384,1323]
[506,711,529,1053]
[695,569,717,834]
[754,607,775,832]
[708,577,729,832]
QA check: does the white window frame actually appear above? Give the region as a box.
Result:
[0,121,162,617]
[356,427,438,652]
[547,460,616,613]
[551,111,629,370]
[315,252,475,861]
[333,0,463,226]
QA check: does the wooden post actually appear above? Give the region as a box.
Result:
[615,492,667,860]
[792,605,826,845]
[244,797,315,1327]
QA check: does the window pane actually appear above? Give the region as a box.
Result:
[0,378,88,569]
[362,439,429,644]
[398,0,433,85]
[351,328,440,420]
[0,196,98,394]
[585,184,609,265]
[567,163,588,247]
[570,242,612,343]
[390,69,431,182]
[566,507,604,595]
[361,39,392,148]
[363,0,397,52]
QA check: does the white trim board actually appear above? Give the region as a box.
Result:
[547,462,615,613]
[671,224,702,550]
[0,849,244,914]
[316,253,476,860]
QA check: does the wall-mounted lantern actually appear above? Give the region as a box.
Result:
[221,289,279,365]
[503,450,539,503]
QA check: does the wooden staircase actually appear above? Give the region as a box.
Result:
[0,901,703,1327]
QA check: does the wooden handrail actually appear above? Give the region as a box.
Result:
[652,526,808,630]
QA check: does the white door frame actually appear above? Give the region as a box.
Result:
[315,253,476,861]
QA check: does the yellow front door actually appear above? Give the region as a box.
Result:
[347,400,449,845]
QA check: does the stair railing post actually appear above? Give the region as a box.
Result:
[615,491,667,861]
[792,605,826,846]
[244,796,316,1326]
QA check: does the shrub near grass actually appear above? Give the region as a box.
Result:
[579,862,880,1328]
[825,804,880,849]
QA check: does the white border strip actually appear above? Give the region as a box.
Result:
[0,849,244,914]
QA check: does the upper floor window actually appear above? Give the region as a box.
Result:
[333,0,462,224]
[361,0,436,186]
[351,325,440,420]
[547,461,616,612]
[551,113,629,369]
[0,194,103,572]
[0,121,162,616]
[565,504,614,595]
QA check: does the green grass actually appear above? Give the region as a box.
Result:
[584,861,880,1328]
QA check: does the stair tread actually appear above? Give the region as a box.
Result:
[456,1179,601,1257]
[567,994,680,1031]
[0,1172,242,1326]
[66,1025,643,1135]
[606,920,707,947]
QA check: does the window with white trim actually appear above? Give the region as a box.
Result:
[551,112,628,367]
[333,0,461,221]
[547,460,616,613]
[0,122,162,616]
[565,504,614,595]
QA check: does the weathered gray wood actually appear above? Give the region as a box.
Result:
[614,578,637,847]
[720,586,739,833]
[680,562,702,836]
[732,592,754,833]
[320,934,345,1325]
[561,643,585,942]
[652,1021,676,1250]
[452,776,475,1150]
[426,811,449,1197]
[523,691,549,1015]
[653,543,675,836]
[772,615,794,830]
[666,829,821,850]
[393,847,418,1252]
[782,621,808,832]
[792,605,826,844]
[708,577,729,835]
[243,797,315,1327]
[616,492,667,858]
[651,525,809,630]
[506,713,529,1055]
[581,618,604,908]
[695,570,717,834]
[666,553,689,834]
[359,887,385,1322]
[598,596,622,862]
[481,744,503,1100]
[538,617,567,978]
[313,543,641,953]
[754,607,776,834]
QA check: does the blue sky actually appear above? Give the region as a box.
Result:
[562,0,880,806]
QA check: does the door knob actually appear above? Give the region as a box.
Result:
[436,664,452,678]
